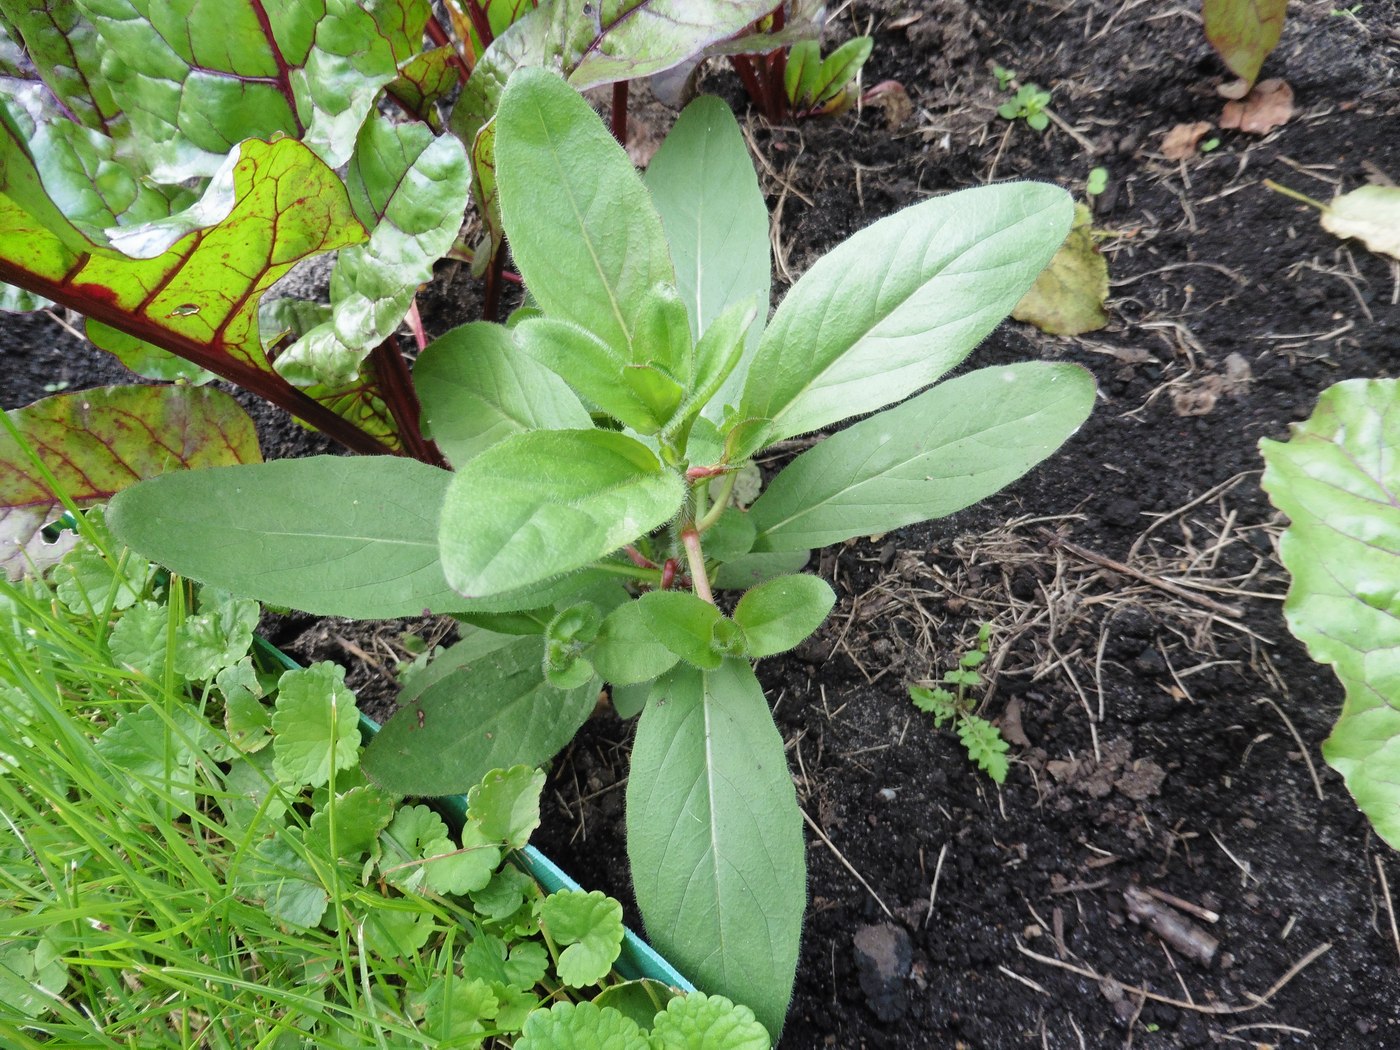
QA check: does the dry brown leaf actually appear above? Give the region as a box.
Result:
[1161,121,1213,160]
[1219,77,1293,135]
[1173,376,1221,417]
[862,80,912,130]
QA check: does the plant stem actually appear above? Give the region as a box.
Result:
[482,246,507,323]
[1262,179,1328,212]
[370,336,448,468]
[590,560,664,585]
[696,470,738,533]
[611,80,629,147]
[427,10,477,81]
[680,527,714,604]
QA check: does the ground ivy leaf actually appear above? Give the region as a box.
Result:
[439,429,684,598]
[515,1001,649,1050]
[470,866,539,925]
[592,979,681,1032]
[420,975,499,1044]
[241,834,329,929]
[732,574,835,658]
[222,747,287,832]
[95,704,216,814]
[538,889,624,988]
[107,600,167,678]
[360,906,435,960]
[1260,378,1400,847]
[467,765,546,849]
[1011,203,1108,335]
[379,804,450,891]
[650,991,772,1050]
[173,587,259,680]
[221,663,273,754]
[307,785,398,862]
[271,662,360,789]
[1,387,259,581]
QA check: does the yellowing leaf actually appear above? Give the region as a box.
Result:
[1203,0,1287,89]
[1321,186,1400,261]
[1011,204,1108,335]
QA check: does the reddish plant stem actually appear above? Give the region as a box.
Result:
[611,80,629,147]
[0,260,396,457]
[624,546,659,569]
[660,558,678,591]
[425,12,475,83]
[680,527,714,604]
[482,246,507,323]
[371,336,448,468]
[729,54,768,115]
[766,3,788,115]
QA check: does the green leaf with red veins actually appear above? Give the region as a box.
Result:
[277,114,471,386]
[1202,0,1286,89]
[0,2,120,134]
[70,0,429,179]
[389,46,459,129]
[0,385,259,580]
[0,137,367,403]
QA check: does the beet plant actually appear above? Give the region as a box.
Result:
[103,67,1094,1036]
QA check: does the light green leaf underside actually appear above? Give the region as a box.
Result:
[750,362,1095,551]
[627,661,804,1041]
[361,636,597,796]
[107,455,470,619]
[738,182,1073,445]
[414,321,591,468]
[1260,378,1400,848]
[439,428,685,598]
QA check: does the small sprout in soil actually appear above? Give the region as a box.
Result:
[992,64,1016,91]
[1086,167,1109,197]
[998,83,1052,131]
[909,624,1010,784]
[1200,137,1222,153]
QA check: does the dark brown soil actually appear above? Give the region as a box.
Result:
[6,3,1400,1047]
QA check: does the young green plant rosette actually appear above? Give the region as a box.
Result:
[109,67,1096,1036]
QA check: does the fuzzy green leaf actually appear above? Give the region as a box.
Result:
[749,363,1095,551]
[627,661,804,1040]
[538,889,625,988]
[438,429,685,598]
[636,590,726,670]
[1,386,259,580]
[732,574,835,658]
[307,785,398,862]
[650,991,772,1050]
[645,95,769,413]
[467,765,546,849]
[495,68,675,359]
[1260,378,1400,847]
[591,599,682,686]
[271,662,360,790]
[737,183,1073,446]
[108,456,473,619]
[415,321,591,468]
[362,637,597,796]
[515,1001,650,1050]
[242,835,328,928]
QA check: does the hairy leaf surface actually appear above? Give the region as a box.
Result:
[1260,378,1400,847]
[107,456,469,619]
[750,363,1094,551]
[737,183,1072,446]
[627,661,803,1040]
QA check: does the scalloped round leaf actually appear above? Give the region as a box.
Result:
[271,662,361,789]
[650,991,772,1050]
[538,889,625,989]
[515,1001,649,1050]
[467,765,546,849]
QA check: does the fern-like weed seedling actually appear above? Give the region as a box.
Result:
[909,624,1010,783]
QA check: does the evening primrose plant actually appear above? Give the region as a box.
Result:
[108,68,1095,1036]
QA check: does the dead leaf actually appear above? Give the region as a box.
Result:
[1161,121,1213,160]
[862,80,912,130]
[1320,185,1400,260]
[1221,352,1253,394]
[1173,376,1221,417]
[1219,78,1293,135]
[1012,203,1109,335]
[1000,696,1031,749]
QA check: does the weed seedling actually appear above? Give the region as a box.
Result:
[998,83,1052,131]
[1086,166,1109,197]
[909,624,1010,783]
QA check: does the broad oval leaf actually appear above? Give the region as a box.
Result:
[1203,0,1286,89]
[750,362,1095,551]
[737,182,1073,446]
[645,94,770,413]
[591,599,682,686]
[1260,378,1400,848]
[627,661,804,1041]
[362,636,597,796]
[636,590,724,670]
[107,455,469,619]
[732,574,835,658]
[495,67,675,358]
[438,429,685,598]
[1,385,259,579]
[414,321,591,468]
